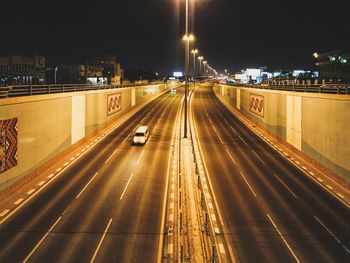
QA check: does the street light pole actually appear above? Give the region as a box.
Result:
[198,56,203,75]
[184,0,189,139]
[191,49,198,75]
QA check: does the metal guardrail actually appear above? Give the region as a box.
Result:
[224,83,350,95]
[0,82,164,99]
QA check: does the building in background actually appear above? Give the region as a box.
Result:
[87,55,123,85]
[314,50,350,83]
[0,54,46,86]
[48,55,124,85]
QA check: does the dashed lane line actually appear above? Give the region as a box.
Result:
[240,171,257,198]
[90,218,113,263]
[315,216,350,255]
[267,213,300,263]
[23,216,63,263]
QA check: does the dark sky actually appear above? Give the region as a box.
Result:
[1,0,349,74]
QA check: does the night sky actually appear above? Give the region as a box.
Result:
[1,0,349,74]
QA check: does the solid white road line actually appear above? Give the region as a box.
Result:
[267,213,300,263]
[273,173,298,199]
[314,216,350,255]
[76,172,99,199]
[23,216,62,263]
[120,173,135,200]
[90,218,113,263]
[240,171,257,198]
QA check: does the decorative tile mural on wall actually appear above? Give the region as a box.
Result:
[0,118,18,174]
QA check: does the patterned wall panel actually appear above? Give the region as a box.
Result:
[0,118,18,174]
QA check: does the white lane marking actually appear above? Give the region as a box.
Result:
[70,157,75,161]
[90,218,113,263]
[14,198,24,205]
[302,166,307,170]
[317,178,324,183]
[105,149,119,164]
[38,181,45,186]
[120,173,135,200]
[252,150,266,165]
[326,185,333,190]
[121,135,130,144]
[224,118,229,125]
[218,135,224,145]
[215,227,220,234]
[273,173,298,199]
[240,171,257,198]
[168,244,173,254]
[309,171,315,176]
[212,124,217,132]
[229,125,237,134]
[47,174,54,179]
[23,216,62,263]
[211,214,217,221]
[225,149,236,165]
[238,135,248,145]
[218,243,226,254]
[76,172,99,199]
[337,193,344,199]
[0,210,10,217]
[27,189,35,195]
[314,216,350,255]
[64,162,69,166]
[56,168,62,172]
[137,150,145,165]
[267,213,300,263]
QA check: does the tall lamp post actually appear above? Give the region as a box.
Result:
[191,49,198,75]
[198,56,203,75]
[203,60,207,76]
[183,0,194,139]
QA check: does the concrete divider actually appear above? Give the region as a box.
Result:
[214,84,350,182]
[0,84,175,191]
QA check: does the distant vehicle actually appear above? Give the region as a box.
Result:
[171,88,177,94]
[133,125,149,145]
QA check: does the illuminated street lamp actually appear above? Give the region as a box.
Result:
[191,49,198,75]
[198,56,203,75]
[313,52,319,58]
[182,0,195,138]
[203,60,207,76]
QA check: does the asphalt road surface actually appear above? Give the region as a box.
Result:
[0,88,183,263]
[191,84,350,263]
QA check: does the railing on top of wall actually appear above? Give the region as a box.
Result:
[223,82,350,95]
[0,82,164,99]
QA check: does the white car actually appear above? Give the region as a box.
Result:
[133,125,149,145]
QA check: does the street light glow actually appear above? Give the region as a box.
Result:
[183,34,195,41]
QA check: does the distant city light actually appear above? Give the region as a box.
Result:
[173,72,183,77]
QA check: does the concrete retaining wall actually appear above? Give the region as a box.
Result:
[0,84,168,190]
[214,84,350,181]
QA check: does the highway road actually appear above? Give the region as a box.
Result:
[0,88,183,262]
[191,84,350,263]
